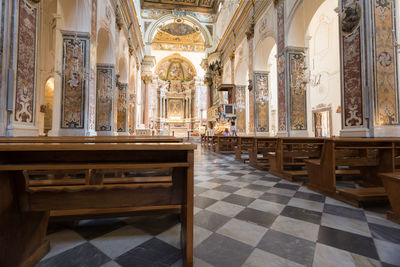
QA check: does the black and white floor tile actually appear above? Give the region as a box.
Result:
[37,141,400,267]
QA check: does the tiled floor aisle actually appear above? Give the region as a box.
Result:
[37,142,400,267]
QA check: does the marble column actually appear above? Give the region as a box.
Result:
[95,64,115,135]
[116,75,128,134]
[254,71,269,134]
[142,75,151,127]
[286,47,308,136]
[369,0,399,136]
[338,0,370,137]
[230,52,236,103]
[276,0,288,136]
[247,24,255,135]
[8,0,39,136]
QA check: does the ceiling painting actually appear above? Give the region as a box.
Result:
[141,0,218,14]
[152,22,205,52]
[155,54,197,82]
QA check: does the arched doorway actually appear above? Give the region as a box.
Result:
[287,0,341,137]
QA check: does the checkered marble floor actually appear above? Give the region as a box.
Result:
[37,141,400,267]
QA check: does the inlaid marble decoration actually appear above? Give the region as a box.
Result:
[254,72,269,132]
[61,33,90,129]
[373,0,398,125]
[340,0,364,127]
[96,65,114,131]
[15,0,37,123]
[88,0,98,134]
[288,52,307,130]
[277,1,286,132]
[236,86,246,134]
[117,82,127,132]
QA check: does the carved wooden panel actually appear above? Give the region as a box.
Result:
[61,33,90,129]
[96,65,114,131]
[15,0,37,124]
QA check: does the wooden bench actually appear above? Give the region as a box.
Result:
[268,138,325,181]
[213,136,239,153]
[306,138,398,206]
[0,136,183,143]
[0,142,196,267]
[249,137,277,170]
[379,172,400,223]
[235,137,255,162]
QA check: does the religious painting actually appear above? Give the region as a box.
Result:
[168,99,183,120]
[373,0,398,125]
[168,62,184,80]
[255,72,269,132]
[288,51,307,130]
[152,22,205,52]
[236,86,246,134]
[340,0,364,127]
[96,65,114,131]
[155,55,197,82]
[61,33,90,129]
[117,83,127,132]
[15,0,37,124]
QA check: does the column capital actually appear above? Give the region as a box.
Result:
[246,23,255,41]
[141,74,152,83]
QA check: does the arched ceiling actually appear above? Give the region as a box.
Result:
[152,20,205,52]
[141,0,219,14]
[155,54,197,81]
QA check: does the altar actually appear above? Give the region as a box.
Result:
[154,54,200,135]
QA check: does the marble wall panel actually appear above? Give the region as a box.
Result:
[373,0,398,125]
[61,33,90,129]
[288,52,306,130]
[236,85,246,134]
[96,65,114,131]
[117,82,127,132]
[14,0,37,124]
[277,1,286,132]
[254,72,269,132]
[340,0,364,127]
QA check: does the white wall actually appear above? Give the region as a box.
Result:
[306,0,341,136]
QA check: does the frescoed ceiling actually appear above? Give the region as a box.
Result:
[152,22,205,52]
[155,54,197,81]
[141,0,218,14]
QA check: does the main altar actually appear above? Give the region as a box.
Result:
[155,54,198,137]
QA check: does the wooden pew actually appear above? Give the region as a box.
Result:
[249,137,277,170]
[379,172,400,223]
[0,142,196,267]
[306,138,398,206]
[235,137,255,162]
[213,136,239,153]
[0,136,183,143]
[268,138,325,181]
